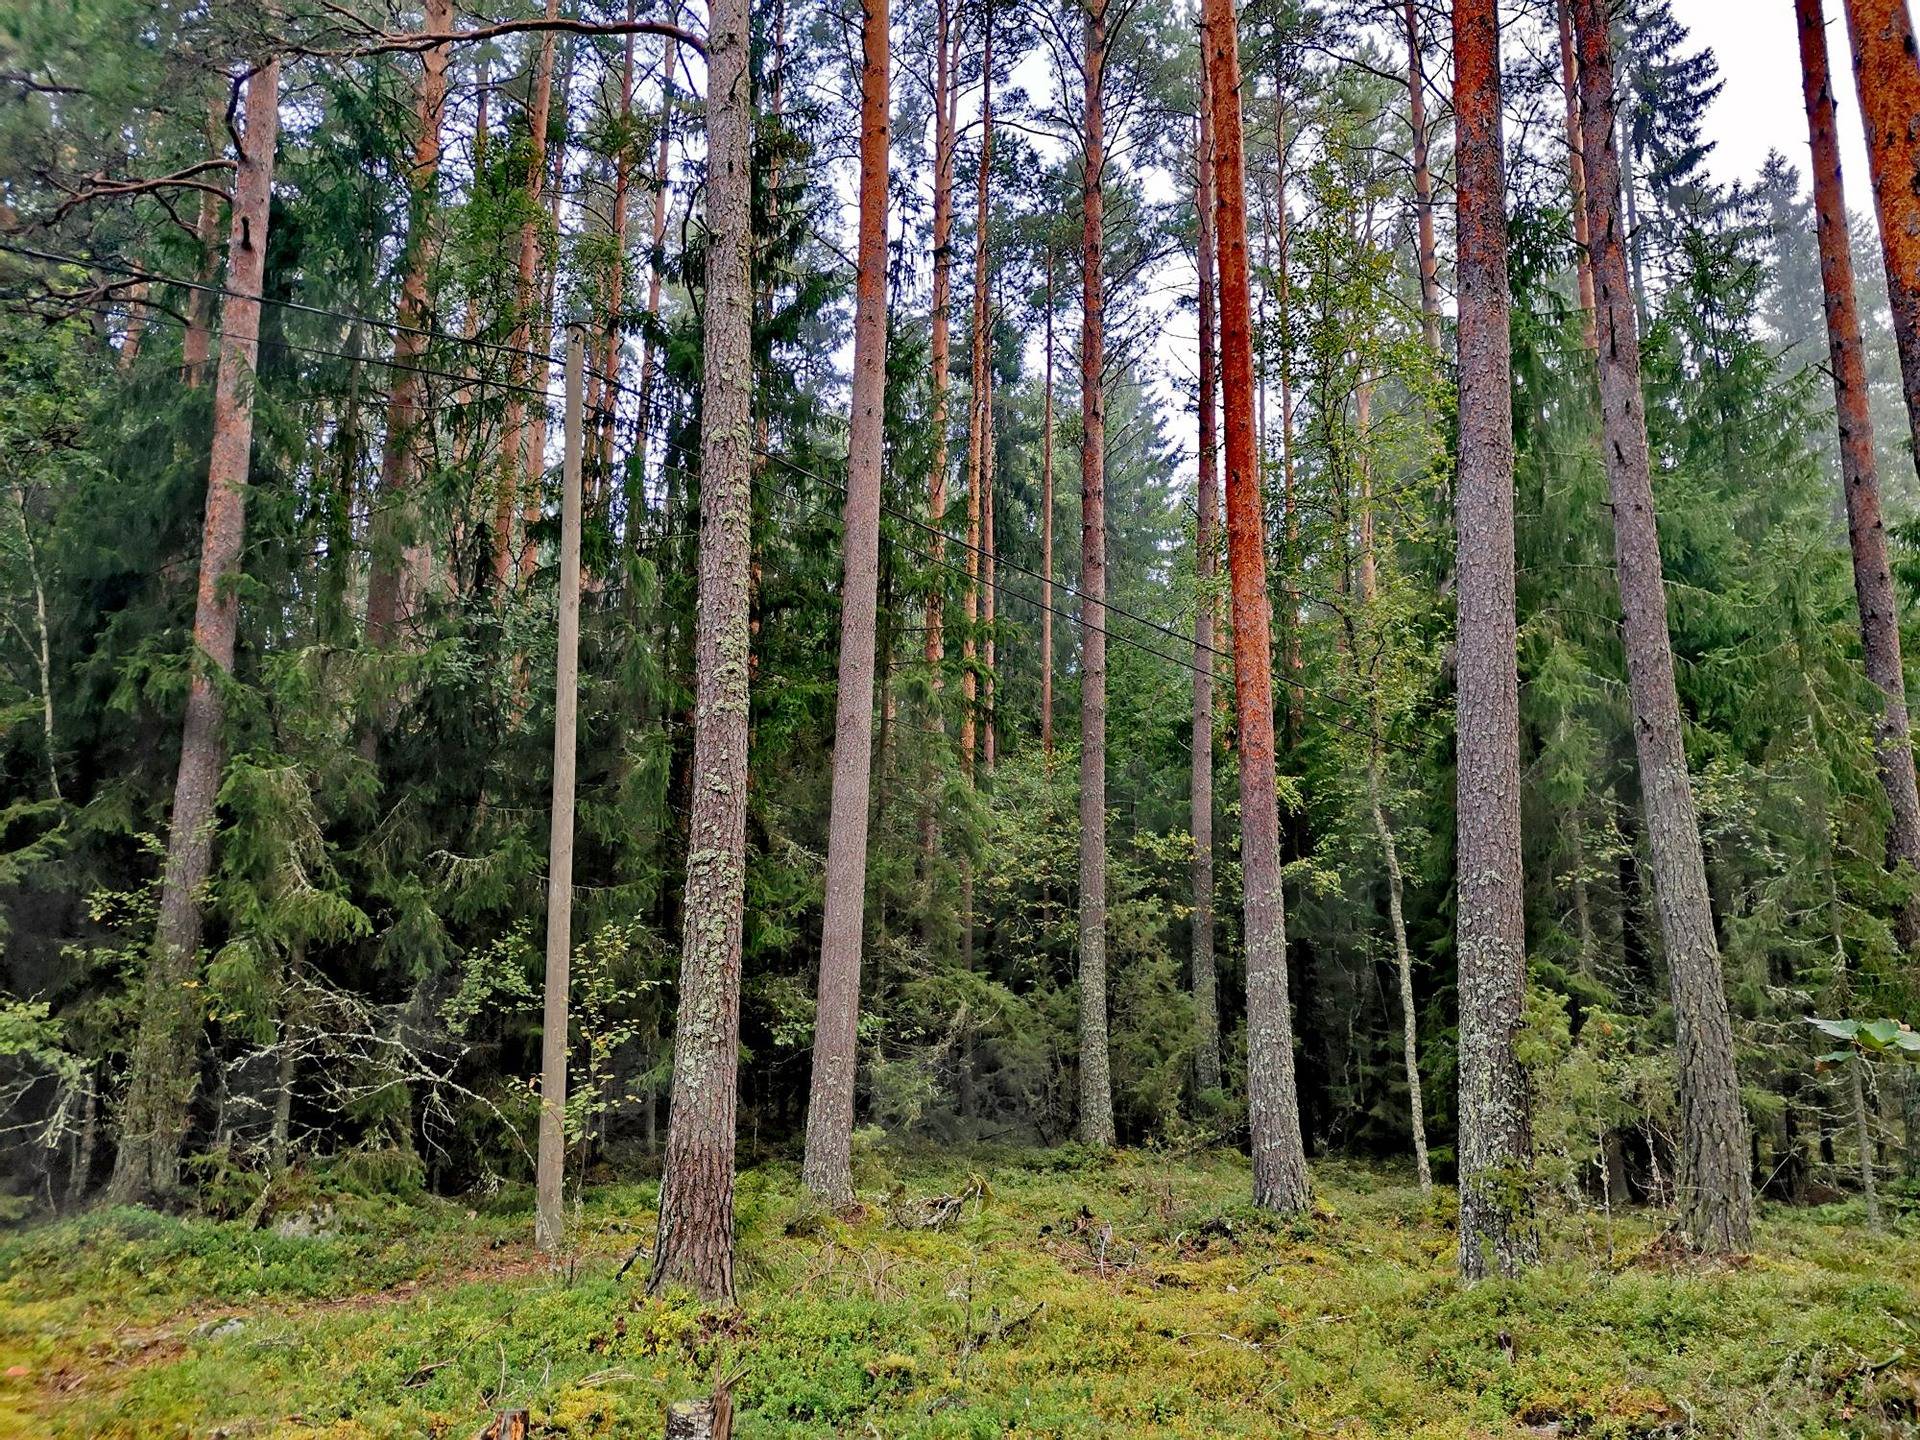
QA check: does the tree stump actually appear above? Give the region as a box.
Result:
[472,1411,529,1440]
[665,1392,733,1440]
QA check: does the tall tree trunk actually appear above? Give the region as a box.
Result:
[591,0,640,509]
[982,295,997,774]
[536,330,586,1253]
[1274,95,1303,745]
[650,0,753,1303]
[924,0,958,710]
[179,99,224,389]
[802,0,890,1209]
[1204,0,1309,1211]
[492,1,561,593]
[107,60,281,1206]
[1451,0,1536,1281]
[1574,0,1753,1256]
[1798,0,1920,951]
[1192,66,1222,1100]
[1078,0,1117,1149]
[633,24,680,509]
[1369,740,1431,1193]
[365,0,452,648]
[962,36,992,783]
[1404,0,1440,351]
[1041,257,1055,761]
[1554,0,1598,352]
[519,44,574,586]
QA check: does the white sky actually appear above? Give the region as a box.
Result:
[1676,0,1872,201]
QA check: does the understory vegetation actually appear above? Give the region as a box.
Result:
[3,1147,1917,1438]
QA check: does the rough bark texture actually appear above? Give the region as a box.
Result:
[1192,65,1222,1099]
[1574,0,1753,1256]
[365,0,451,648]
[107,60,281,1206]
[1404,0,1440,352]
[1204,0,1309,1212]
[492,0,560,593]
[1451,0,1537,1281]
[536,331,586,1253]
[1078,0,1117,1149]
[1825,0,1920,948]
[650,0,752,1301]
[802,0,889,1209]
[1555,0,1597,353]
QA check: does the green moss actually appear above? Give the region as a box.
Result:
[4,1151,1917,1437]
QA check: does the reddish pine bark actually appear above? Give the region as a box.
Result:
[1574,0,1753,1255]
[1203,0,1309,1211]
[1451,0,1537,1281]
[802,0,890,1208]
[1843,0,1920,490]
[1078,0,1117,1148]
[107,60,281,1205]
[1192,62,1222,1099]
[650,0,753,1303]
[491,0,561,593]
[1555,0,1597,352]
[1404,0,1440,351]
[1799,0,1920,950]
[365,0,452,648]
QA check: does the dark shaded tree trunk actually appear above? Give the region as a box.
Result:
[1204,0,1309,1211]
[1574,0,1753,1256]
[1078,0,1117,1149]
[633,24,680,507]
[650,0,753,1302]
[108,60,281,1206]
[1041,257,1055,761]
[802,0,889,1209]
[1191,63,1222,1100]
[1451,0,1537,1281]
[365,0,451,647]
[962,33,992,783]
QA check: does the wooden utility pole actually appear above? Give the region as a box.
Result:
[535,328,587,1253]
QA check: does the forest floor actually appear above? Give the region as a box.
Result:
[0,1146,1916,1438]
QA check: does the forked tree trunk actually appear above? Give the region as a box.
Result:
[1798,0,1920,950]
[1404,0,1440,351]
[802,0,890,1209]
[1451,0,1537,1281]
[1078,0,1117,1149]
[1191,64,1223,1099]
[492,0,561,593]
[1554,0,1598,352]
[1573,0,1753,1256]
[535,330,586,1253]
[365,0,452,648]
[650,0,753,1303]
[1203,0,1309,1212]
[107,59,281,1206]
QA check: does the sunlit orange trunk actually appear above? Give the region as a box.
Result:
[1203,0,1308,1212]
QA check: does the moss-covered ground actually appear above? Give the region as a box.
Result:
[1,1148,1915,1438]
